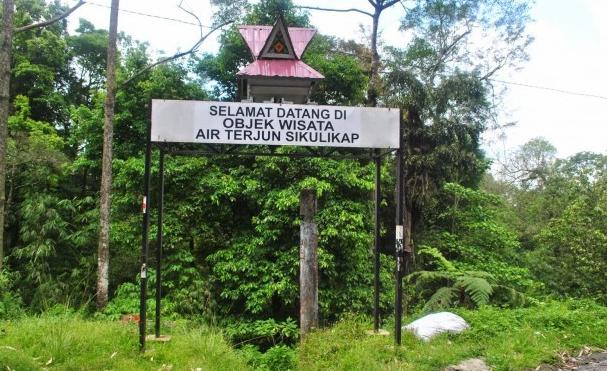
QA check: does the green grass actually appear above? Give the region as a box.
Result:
[298,300,607,371]
[2,301,606,370]
[0,313,250,370]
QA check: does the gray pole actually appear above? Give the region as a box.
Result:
[394,117,405,345]
[155,150,165,338]
[139,108,152,351]
[373,150,381,332]
[300,189,318,338]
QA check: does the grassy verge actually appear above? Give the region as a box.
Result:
[298,300,607,371]
[1,300,606,370]
[0,313,249,370]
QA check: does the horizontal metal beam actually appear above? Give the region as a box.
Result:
[152,143,397,161]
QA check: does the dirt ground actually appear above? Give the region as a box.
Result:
[536,348,607,371]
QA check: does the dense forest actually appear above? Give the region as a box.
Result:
[1,0,606,369]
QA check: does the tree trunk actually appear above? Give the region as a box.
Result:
[299,189,318,338]
[96,0,119,310]
[0,0,14,271]
[367,8,380,107]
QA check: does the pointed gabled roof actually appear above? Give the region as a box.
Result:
[238,25,317,60]
[288,27,316,59]
[238,26,272,59]
[237,17,323,81]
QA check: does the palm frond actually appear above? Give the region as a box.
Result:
[417,245,457,271]
[493,285,528,307]
[456,276,493,307]
[423,286,458,312]
[462,271,497,283]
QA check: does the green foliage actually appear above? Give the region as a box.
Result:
[489,146,607,303]
[532,192,607,301]
[225,318,299,348]
[68,19,108,94]
[420,183,538,293]
[408,267,526,311]
[422,286,458,311]
[101,282,146,320]
[412,228,528,311]
[240,344,297,371]
[0,270,23,320]
[457,275,493,306]
[304,35,369,105]
[416,245,456,271]
[12,0,74,128]
[298,301,607,371]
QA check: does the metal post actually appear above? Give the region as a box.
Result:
[394,118,405,346]
[373,149,381,332]
[139,110,152,351]
[155,150,165,338]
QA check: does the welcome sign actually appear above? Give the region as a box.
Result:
[151,100,400,149]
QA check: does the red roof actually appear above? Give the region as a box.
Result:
[237,60,324,79]
[238,25,316,59]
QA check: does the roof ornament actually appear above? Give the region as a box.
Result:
[236,15,324,104]
[259,15,296,60]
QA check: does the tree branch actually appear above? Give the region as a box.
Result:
[295,5,373,18]
[178,0,203,41]
[427,30,471,80]
[14,0,85,33]
[119,20,232,88]
[381,0,401,10]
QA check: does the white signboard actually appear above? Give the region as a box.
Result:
[151,100,400,149]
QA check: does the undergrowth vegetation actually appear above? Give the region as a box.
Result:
[299,301,607,371]
[2,301,606,371]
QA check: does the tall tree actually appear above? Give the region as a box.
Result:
[96,0,119,309]
[498,137,556,189]
[0,0,15,271]
[0,0,84,272]
[95,1,232,309]
[528,152,607,302]
[296,0,400,106]
[383,0,532,257]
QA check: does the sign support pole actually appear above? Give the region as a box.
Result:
[373,149,381,332]
[139,110,152,351]
[155,150,165,338]
[299,189,319,338]
[394,117,405,345]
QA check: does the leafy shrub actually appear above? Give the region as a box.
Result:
[239,344,297,371]
[0,270,23,319]
[225,318,299,349]
[101,281,159,320]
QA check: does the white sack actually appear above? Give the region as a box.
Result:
[403,312,469,341]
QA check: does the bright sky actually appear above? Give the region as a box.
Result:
[69,0,607,159]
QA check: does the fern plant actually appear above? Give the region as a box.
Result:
[409,246,527,311]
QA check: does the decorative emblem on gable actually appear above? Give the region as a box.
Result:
[271,32,287,54]
[260,16,296,60]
